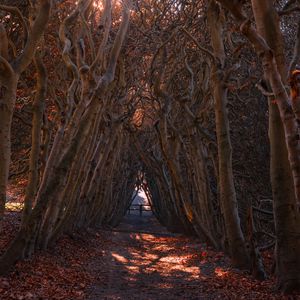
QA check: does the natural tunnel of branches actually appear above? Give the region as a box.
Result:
[0,0,300,295]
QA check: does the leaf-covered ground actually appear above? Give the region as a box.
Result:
[0,213,297,299]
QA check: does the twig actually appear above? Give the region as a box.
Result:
[253,206,273,216]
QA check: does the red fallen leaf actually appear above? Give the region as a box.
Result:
[201,251,208,257]
[0,280,10,287]
[215,252,224,258]
[24,292,35,299]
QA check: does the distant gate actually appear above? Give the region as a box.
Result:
[127,204,152,216]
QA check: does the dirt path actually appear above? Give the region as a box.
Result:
[84,216,285,300]
[86,215,224,300]
[0,214,286,299]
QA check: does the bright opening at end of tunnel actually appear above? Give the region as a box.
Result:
[129,187,152,216]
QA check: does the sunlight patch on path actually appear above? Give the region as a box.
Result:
[87,227,211,299]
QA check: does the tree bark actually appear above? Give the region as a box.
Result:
[0,0,51,225]
[22,53,47,225]
[208,0,250,269]
[250,0,300,292]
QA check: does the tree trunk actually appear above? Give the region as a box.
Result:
[208,0,250,269]
[22,53,47,225]
[0,75,17,225]
[251,0,300,292]
[0,0,51,225]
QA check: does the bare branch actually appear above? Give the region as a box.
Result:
[91,0,112,73]
[181,28,216,62]
[0,24,9,60]
[288,23,300,76]
[255,82,274,97]
[0,55,15,88]
[278,6,300,16]
[102,0,131,85]
[14,0,51,73]
[0,4,29,45]
[252,206,273,216]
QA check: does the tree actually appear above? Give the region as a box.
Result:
[0,0,299,294]
[0,0,51,226]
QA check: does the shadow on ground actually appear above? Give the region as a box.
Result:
[87,215,229,300]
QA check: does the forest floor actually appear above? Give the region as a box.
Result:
[0,208,297,299]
